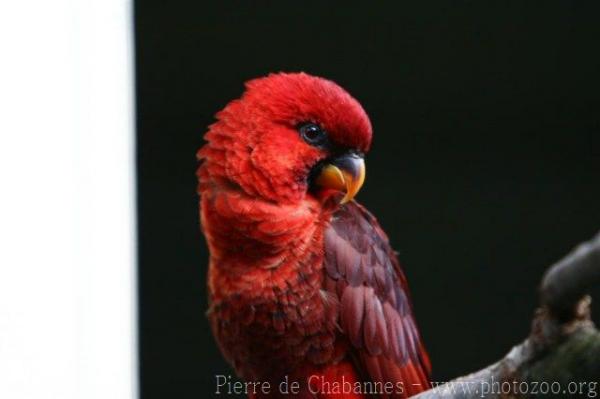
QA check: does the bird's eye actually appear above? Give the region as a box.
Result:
[298,123,327,146]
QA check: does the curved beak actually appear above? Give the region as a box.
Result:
[314,153,366,204]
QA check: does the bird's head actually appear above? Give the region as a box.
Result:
[198,72,372,206]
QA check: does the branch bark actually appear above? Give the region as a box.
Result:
[413,231,600,398]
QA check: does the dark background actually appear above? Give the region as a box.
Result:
[136,2,600,398]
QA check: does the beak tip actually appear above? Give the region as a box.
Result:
[314,155,365,205]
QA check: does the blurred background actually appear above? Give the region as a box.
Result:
[135,2,600,398]
[1,1,135,398]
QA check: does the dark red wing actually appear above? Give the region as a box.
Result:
[323,202,431,397]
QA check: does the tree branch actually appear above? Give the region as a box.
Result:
[413,231,600,398]
[540,231,600,321]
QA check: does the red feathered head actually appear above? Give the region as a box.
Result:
[198,72,372,204]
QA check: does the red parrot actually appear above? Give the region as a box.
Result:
[197,73,430,398]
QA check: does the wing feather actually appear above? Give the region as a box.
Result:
[323,201,431,396]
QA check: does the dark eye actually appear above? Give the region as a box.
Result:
[299,123,327,146]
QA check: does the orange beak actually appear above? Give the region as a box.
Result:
[314,153,366,204]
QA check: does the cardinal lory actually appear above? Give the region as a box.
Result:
[197,73,430,398]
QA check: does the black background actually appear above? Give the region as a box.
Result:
[136,2,600,398]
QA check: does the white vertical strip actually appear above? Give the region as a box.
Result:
[0,1,136,399]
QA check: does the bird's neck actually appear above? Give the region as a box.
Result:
[200,185,328,272]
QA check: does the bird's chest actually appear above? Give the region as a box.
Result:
[208,251,340,381]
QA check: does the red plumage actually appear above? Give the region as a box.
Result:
[198,73,430,398]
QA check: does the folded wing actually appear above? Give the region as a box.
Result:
[323,202,431,398]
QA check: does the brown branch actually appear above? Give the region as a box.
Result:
[413,231,600,398]
[540,231,600,321]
